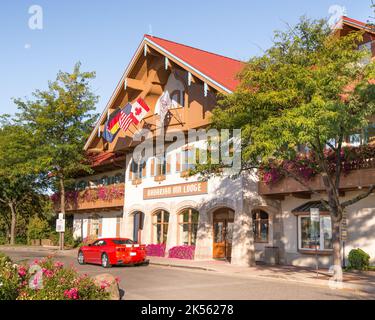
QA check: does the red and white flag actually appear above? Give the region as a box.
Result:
[132,98,150,124]
[119,103,137,132]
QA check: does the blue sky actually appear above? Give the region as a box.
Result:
[0,0,373,115]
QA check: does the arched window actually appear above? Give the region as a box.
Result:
[179,209,199,245]
[252,210,269,243]
[152,210,169,244]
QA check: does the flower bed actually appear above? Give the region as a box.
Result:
[168,246,195,260]
[0,254,111,300]
[145,244,166,257]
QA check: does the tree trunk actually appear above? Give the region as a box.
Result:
[59,177,65,250]
[9,202,16,246]
[331,218,343,281]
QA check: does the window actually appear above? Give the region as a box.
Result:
[153,210,169,244]
[93,240,106,246]
[99,176,109,186]
[298,215,333,251]
[154,156,166,177]
[112,174,124,185]
[252,210,269,243]
[365,123,375,145]
[182,148,196,172]
[112,239,134,245]
[179,209,199,245]
[77,180,87,190]
[131,160,146,180]
[170,90,185,108]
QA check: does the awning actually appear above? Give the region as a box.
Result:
[291,201,328,214]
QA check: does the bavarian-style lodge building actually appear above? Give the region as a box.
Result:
[54,16,375,268]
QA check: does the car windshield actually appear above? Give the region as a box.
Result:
[112,239,134,245]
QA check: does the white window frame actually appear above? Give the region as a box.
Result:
[297,215,333,251]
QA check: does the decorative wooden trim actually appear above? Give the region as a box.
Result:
[293,211,330,216]
[150,158,155,177]
[298,249,333,256]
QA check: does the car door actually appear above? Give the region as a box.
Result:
[85,240,100,262]
[91,240,107,264]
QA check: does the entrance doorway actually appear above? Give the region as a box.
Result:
[133,211,144,243]
[213,208,235,261]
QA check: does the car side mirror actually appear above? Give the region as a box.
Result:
[88,244,92,247]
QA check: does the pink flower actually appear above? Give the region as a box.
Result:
[115,277,120,284]
[42,268,54,278]
[64,288,79,300]
[18,266,27,278]
[54,261,64,268]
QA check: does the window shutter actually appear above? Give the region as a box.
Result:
[151,158,155,177]
[176,153,181,172]
[166,155,171,174]
[142,162,146,178]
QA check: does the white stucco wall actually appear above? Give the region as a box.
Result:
[280,192,375,267]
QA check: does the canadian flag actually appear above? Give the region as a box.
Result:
[132,98,150,124]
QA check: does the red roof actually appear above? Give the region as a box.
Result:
[341,16,375,33]
[144,35,245,92]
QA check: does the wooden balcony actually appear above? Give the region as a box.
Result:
[259,168,375,197]
[53,184,125,212]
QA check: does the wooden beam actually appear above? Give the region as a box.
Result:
[126,78,146,91]
[292,192,311,199]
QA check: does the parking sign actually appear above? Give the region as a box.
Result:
[56,219,65,233]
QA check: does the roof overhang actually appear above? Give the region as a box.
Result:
[84,36,234,151]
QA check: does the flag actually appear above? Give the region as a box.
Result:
[155,91,171,124]
[102,109,122,143]
[119,103,138,132]
[132,98,150,123]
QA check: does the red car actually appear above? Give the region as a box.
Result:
[78,238,148,268]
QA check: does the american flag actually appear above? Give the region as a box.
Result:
[119,103,138,132]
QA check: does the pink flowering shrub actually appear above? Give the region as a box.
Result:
[168,246,195,260]
[146,244,166,257]
[260,145,375,185]
[0,254,110,300]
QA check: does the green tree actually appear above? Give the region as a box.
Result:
[14,62,98,249]
[209,18,375,278]
[0,117,43,245]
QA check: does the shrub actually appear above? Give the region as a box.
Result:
[168,246,195,260]
[0,254,20,300]
[146,244,166,257]
[0,254,111,300]
[27,216,50,241]
[348,248,371,271]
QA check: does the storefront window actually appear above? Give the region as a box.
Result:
[298,215,333,250]
[252,210,269,243]
[179,209,199,245]
[153,210,169,244]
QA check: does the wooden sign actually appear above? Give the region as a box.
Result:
[143,181,208,200]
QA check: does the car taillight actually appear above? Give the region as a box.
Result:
[116,247,125,252]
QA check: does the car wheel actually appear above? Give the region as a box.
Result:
[101,253,111,268]
[77,251,85,265]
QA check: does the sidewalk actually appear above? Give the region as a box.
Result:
[149,256,375,294]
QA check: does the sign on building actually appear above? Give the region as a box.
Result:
[310,208,320,222]
[56,219,65,233]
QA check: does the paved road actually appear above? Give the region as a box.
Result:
[2,248,373,300]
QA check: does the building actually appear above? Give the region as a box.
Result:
[64,16,375,268]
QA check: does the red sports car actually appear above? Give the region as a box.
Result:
[78,238,148,268]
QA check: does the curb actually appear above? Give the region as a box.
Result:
[149,261,375,295]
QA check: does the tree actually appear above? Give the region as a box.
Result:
[0,117,43,245]
[14,62,99,249]
[209,17,375,278]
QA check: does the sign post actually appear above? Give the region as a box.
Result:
[341,213,348,268]
[310,208,320,278]
[56,215,65,251]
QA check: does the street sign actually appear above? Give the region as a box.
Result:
[56,219,65,233]
[310,208,320,222]
[341,214,348,241]
[58,213,64,220]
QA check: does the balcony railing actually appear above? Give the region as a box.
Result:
[259,168,375,196]
[52,184,125,212]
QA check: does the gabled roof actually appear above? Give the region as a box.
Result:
[291,201,328,213]
[336,16,375,34]
[144,35,245,92]
[84,35,245,151]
